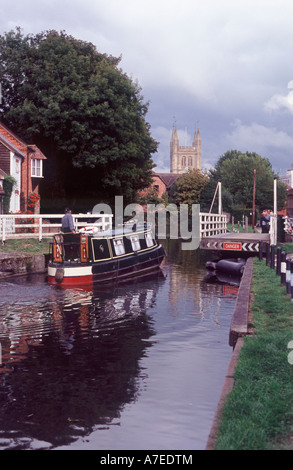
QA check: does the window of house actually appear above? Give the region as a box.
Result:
[31,158,43,177]
[113,238,125,255]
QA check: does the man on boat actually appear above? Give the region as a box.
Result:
[61,208,78,260]
[62,208,76,234]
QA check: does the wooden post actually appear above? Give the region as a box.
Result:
[276,246,281,274]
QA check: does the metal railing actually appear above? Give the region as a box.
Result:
[0,213,113,243]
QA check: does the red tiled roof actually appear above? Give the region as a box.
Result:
[0,122,27,154]
[0,122,46,159]
[28,144,47,160]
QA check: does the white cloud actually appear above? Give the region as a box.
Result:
[226,119,293,160]
[265,81,293,114]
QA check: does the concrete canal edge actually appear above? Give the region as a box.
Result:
[205,257,254,450]
[0,252,47,278]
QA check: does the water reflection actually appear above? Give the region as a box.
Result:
[0,240,238,450]
[0,273,165,449]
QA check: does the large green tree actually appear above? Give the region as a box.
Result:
[206,150,287,216]
[0,28,157,209]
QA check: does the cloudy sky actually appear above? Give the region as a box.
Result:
[1,0,293,175]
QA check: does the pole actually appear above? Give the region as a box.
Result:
[274,176,277,215]
[218,180,222,215]
[209,181,219,213]
[252,169,256,229]
[273,176,278,246]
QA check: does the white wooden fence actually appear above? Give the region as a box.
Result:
[199,212,227,238]
[0,211,279,245]
[200,212,278,245]
[0,213,113,243]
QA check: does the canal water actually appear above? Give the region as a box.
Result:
[0,239,239,451]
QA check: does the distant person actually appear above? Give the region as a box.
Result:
[260,210,270,233]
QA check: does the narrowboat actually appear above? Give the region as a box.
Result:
[48,221,165,287]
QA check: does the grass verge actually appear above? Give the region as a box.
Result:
[215,258,293,450]
[0,238,51,255]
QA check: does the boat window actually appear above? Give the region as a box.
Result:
[130,235,141,251]
[92,238,111,260]
[145,231,155,247]
[113,238,125,255]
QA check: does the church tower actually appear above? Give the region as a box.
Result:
[170,126,201,174]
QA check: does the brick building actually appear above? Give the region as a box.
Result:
[0,122,46,214]
[139,171,181,205]
[151,172,181,198]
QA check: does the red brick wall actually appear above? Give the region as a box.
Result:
[151,175,167,198]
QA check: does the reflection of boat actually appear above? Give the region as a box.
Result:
[48,222,165,287]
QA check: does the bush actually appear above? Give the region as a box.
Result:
[3,175,16,213]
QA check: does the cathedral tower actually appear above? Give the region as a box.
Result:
[170,126,201,174]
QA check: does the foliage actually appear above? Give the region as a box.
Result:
[2,175,16,213]
[209,150,287,215]
[137,187,165,206]
[173,169,209,211]
[0,28,158,207]
[199,176,233,213]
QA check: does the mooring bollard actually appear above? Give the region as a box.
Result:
[286,258,291,293]
[266,242,270,266]
[280,250,286,284]
[290,260,293,300]
[258,240,263,260]
[276,246,282,276]
[270,244,275,269]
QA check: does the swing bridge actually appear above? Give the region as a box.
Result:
[199,180,279,256]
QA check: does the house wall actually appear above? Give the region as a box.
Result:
[152,175,167,198]
[10,151,22,212]
[0,124,45,214]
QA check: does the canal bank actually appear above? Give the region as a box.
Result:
[207,255,293,450]
[0,252,47,278]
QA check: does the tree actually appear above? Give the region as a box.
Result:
[173,169,209,212]
[208,150,287,216]
[199,176,233,213]
[0,28,158,209]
